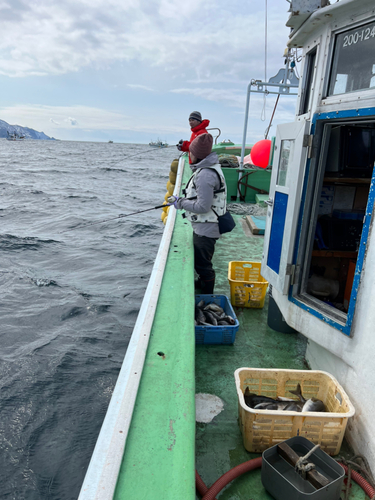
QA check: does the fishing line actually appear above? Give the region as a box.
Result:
[59,204,167,234]
[112,145,177,165]
[261,0,268,122]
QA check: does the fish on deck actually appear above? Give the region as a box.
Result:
[195,299,235,326]
[244,384,325,413]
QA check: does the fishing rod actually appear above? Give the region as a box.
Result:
[118,145,177,162]
[59,203,168,234]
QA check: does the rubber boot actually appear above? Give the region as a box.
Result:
[201,278,215,295]
[195,279,202,290]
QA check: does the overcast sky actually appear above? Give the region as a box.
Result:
[0,0,299,144]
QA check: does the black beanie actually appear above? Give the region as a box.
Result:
[189,111,202,122]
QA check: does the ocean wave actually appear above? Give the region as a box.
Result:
[99,167,129,173]
[0,234,60,250]
[31,278,59,287]
[0,140,172,499]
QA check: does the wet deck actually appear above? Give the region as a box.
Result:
[110,152,367,500]
[195,215,367,499]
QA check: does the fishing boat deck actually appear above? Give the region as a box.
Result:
[110,153,365,500]
[195,217,366,499]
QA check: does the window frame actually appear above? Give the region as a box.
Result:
[323,16,375,100]
[299,46,318,116]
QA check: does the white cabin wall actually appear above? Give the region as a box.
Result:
[305,339,375,472]
[268,0,375,472]
[272,215,375,473]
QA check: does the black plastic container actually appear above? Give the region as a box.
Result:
[261,436,345,500]
[267,286,297,334]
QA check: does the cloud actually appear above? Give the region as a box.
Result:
[0,104,127,131]
[0,103,185,135]
[65,117,78,126]
[0,0,298,143]
[127,83,154,91]
[171,87,245,108]
[0,0,291,83]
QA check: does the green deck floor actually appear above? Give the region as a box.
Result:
[113,154,367,499]
[195,215,367,500]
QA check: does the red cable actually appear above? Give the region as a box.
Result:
[338,462,375,499]
[201,457,262,500]
[196,459,375,500]
[195,470,218,500]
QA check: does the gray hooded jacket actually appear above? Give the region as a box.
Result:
[176,152,225,238]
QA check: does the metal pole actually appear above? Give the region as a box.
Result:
[237,81,252,201]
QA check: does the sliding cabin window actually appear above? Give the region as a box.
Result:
[296,119,375,332]
[328,20,375,96]
[299,47,317,115]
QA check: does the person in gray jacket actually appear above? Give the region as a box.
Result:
[169,133,227,294]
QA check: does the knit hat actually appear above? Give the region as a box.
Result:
[189,133,213,159]
[189,111,202,122]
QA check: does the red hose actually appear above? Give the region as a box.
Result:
[201,457,262,500]
[338,462,375,499]
[196,459,375,500]
[195,470,218,500]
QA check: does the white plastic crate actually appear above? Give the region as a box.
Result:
[235,367,355,455]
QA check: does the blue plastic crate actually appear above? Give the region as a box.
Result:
[195,294,239,345]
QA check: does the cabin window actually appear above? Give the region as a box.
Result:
[297,120,375,330]
[328,21,375,96]
[277,140,294,186]
[299,47,317,115]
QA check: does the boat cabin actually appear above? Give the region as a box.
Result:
[261,0,375,470]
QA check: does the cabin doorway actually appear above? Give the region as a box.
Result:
[299,119,375,328]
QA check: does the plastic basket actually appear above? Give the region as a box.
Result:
[195,294,239,345]
[234,368,355,455]
[228,261,268,308]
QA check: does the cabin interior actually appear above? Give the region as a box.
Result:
[301,121,375,317]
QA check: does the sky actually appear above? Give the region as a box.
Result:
[0,0,300,144]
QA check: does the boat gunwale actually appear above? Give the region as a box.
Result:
[78,155,186,500]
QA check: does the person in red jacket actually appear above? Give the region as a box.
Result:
[177,111,210,163]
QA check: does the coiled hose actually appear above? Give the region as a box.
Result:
[196,457,262,500]
[338,462,375,499]
[196,458,375,500]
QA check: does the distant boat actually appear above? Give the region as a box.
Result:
[149,139,168,148]
[108,140,113,143]
[6,131,25,141]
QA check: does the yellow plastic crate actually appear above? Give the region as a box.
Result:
[234,368,355,456]
[228,261,268,308]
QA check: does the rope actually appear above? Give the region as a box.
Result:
[346,464,352,500]
[227,203,267,216]
[264,0,268,85]
[261,0,268,122]
[264,94,280,139]
[295,444,321,479]
[336,454,375,499]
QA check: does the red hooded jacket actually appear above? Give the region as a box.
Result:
[181,119,210,162]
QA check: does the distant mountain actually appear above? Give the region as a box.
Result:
[0,119,55,140]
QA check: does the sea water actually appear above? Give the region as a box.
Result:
[0,139,178,499]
